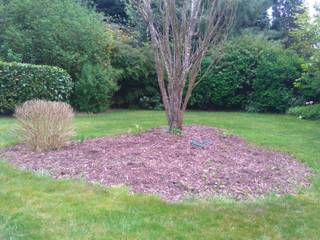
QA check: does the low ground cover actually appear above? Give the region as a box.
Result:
[288,104,320,120]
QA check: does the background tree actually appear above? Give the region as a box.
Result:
[233,0,271,31]
[270,0,305,43]
[289,5,320,58]
[94,0,128,24]
[133,0,235,130]
[289,5,320,103]
[126,0,272,41]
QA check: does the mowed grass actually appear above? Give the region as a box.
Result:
[0,110,319,239]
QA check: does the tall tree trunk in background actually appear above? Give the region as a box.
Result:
[133,0,235,131]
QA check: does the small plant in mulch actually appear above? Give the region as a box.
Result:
[169,127,183,136]
[128,124,144,135]
[78,134,87,143]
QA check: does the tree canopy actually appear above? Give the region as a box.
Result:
[271,0,305,41]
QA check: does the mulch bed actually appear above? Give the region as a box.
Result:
[1,125,312,201]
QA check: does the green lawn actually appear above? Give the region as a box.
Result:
[0,111,319,239]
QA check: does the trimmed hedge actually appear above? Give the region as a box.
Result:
[287,104,320,120]
[0,62,73,114]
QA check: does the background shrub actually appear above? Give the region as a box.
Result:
[0,0,113,79]
[293,57,320,104]
[138,96,163,110]
[0,62,73,114]
[287,104,320,120]
[289,8,320,104]
[188,34,302,112]
[15,100,75,151]
[246,43,302,112]
[111,43,160,109]
[73,63,119,113]
[188,38,257,110]
[0,0,116,111]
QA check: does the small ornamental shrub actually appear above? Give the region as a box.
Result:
[0,62,73,114]
[15,100,75,151]
[287,104,320,120]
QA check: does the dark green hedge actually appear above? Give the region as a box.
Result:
[0,62,73,114]
[188,34,303,113]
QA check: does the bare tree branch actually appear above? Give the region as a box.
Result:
[132,0,236,130]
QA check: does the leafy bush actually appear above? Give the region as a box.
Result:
[0,61,73,114]
[189,34,302,112]
[289,8,320,105]
[188,40,257,110]
[287,104,320,120]
[0,0,113,79]
[111,43,160,109]
[0,0,116,111]
[73,64,119,113]
[138,96,163,110]
[15,100,75,151]
[293,57,320,104]
[246,43,302,113]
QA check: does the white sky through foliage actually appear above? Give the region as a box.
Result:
[268,0,319,21]
[306,0,319,16]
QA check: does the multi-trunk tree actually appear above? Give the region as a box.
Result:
[133,0,235,131]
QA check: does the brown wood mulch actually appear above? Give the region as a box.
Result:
[1,125,312,201]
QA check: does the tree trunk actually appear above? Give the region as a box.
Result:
[167,104,183,131]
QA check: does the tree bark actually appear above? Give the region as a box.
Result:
[167,103,183,131]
